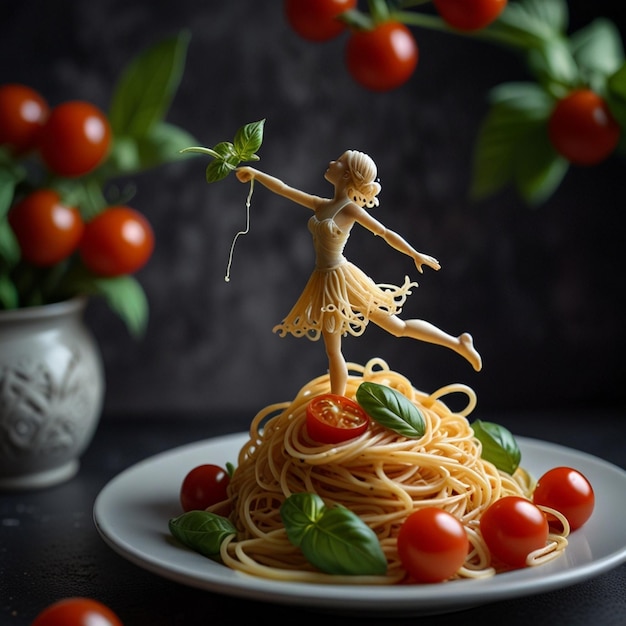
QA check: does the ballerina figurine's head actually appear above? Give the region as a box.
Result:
[343,150,381,208]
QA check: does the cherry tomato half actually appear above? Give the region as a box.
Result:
[433,0,507,32]
[38,100,111,177]
[532,466,594,531]
[306,393,370,444]
[9,189,84,267]
[547,89,621,166]
[480,496,548,568]
[345,21,419,92]
[31,597,122,626]
[0,83,49,154]
[180,464,230,512]
[397,507,469,583]
[79,206,154,277]
[284,0,356,42]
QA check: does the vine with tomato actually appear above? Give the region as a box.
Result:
[0,31,195,336]
[284,0,625,205]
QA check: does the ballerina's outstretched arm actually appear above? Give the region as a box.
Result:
[236,166,321,210]
[346,203,441,274]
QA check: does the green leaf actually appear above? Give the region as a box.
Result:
[513,125,569,206]
[280,492,326,546]
[355,382,425,438]
[212,141,237,159]
[0,272,18,308]
[109,30,191,137]
[96,275,149,338]
[205,159,234,183]
[471,82,554,200]
[233,119,265,161]
[280,493,387,576]
[607,62,626,128]
[106,136,143,175]
[0,166,18,219]
[0,219,19,268]
[498,0,568,42]
[184,119,265,183]
[0,166,21,262]
[473,420,521,474]
[570,19,625,84]
[135,122,199,170]
[169,510,236,558]
[526,38,580,94]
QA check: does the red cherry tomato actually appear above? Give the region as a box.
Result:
[31,597,122,626]
[345,21,419,92]
[38,100,111,177]
[79,206,154,277]
[433,0,507,32]
[532,466,595,531]
[547,89,621,166]
[180,464,230,512]
[284,0,356,41]
[9,189,84,267]
[480,496,549,568]
[306,393,370,444]
[0,83,49,154]
[397,507,469,583]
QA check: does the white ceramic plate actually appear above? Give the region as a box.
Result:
[93,432,626,616]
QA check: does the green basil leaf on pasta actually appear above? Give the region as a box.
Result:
[280,493,387,576]
[280,492,326,546]
[473,420,521,474]
[355,382,425,438]
[169,510,236,558]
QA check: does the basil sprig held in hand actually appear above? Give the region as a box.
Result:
[181,119,265,182]
[280,493,387,576]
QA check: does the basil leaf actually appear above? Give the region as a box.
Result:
[280,492,326,546]
[526,39,579,89]
[109,31,190,137]
[182,119,265,183]
[135,122,199,170]
[169,510,236,558]
[473,420,521,474]
[513,124,569,206]
[280,493,387,576]
[233,119,265,161]
[0,165,18,219]
[0,273,19,309]
[205,159,234,183]
[495,0,567,47]
[471,82,554,201]
[607,63,626,128]
[571,18,625,80]
[355,382,425,438]
[0,170,20,265]
[67,272,149,338]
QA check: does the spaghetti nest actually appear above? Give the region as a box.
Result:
[211,359,567,584]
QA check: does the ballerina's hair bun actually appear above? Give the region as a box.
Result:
[345,150,381,208]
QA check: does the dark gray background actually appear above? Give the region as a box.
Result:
[2,1,625,419]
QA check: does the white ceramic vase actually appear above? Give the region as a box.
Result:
[0,297,105,490]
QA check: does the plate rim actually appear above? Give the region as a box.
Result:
[93,431,626,614]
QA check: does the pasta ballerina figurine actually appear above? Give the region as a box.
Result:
[236,150,482,396]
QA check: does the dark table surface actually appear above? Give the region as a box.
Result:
[2,409,625,626]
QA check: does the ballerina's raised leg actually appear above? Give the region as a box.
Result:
[370,311,483,372]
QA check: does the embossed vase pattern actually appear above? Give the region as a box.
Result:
[0,298,105,489]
